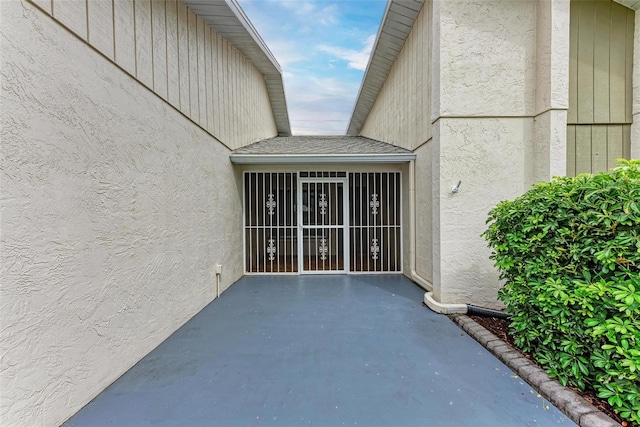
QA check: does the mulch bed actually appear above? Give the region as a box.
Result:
[468,315,632,427]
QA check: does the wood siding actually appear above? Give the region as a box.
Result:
[360,1,432,151]
[567,0,635,175]
[31,0,277,149]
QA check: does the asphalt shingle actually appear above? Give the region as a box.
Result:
[232,135,412,155]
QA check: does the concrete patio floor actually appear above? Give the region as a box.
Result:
[65,275,575,426]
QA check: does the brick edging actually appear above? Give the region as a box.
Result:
[450,315,621,427]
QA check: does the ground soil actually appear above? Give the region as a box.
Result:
[467,315,632,427]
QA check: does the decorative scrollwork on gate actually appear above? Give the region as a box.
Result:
[319,238,328,261]
[370,238,380,260]
[267,239,276,261]
[370,193,379,215]
[318,193,327,215]
[266,193,276,216]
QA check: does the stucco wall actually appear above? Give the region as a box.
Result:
[1,1,245,425]
[414,143,433,282]
[436,0,536,117]
[360,1,432,151]
[27,0,278,149]
[430,0,557,307]
[431,118,532,308]
[532,0,569,182]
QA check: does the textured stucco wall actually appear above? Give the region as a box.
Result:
[532,0,569,182]
[360,1,432,151]
[27,0,278,149]
[633,10,640,159]
[1,1,245,425]
[437,0,536,117]
[414,143,433,282]
[430,0,549,307]
[431,118,532,308]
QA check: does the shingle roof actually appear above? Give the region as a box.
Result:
[230,136,415,164]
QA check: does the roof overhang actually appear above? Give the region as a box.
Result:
[183,0,291,136]
[230,153,416,164]
[346,0,424,136]
[614,0,640,10]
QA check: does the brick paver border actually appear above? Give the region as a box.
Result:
[450,315,621,427]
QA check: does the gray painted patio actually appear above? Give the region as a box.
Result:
[65,275,575,426]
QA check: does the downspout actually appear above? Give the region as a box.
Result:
[409,159,508,319]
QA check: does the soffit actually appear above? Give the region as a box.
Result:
[183,0,291,136]
[614,0,640,10]
[346,0,425,136]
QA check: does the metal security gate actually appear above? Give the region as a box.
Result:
[349,172,402,272]
[243,171,402,274]
[244,172,298,273]
[299,178,348,273]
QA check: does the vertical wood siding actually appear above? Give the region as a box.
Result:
[360,1,432,151]
[30,0,278,148]
[567,0,634,175]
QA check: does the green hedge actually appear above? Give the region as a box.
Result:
[483,159,640,424]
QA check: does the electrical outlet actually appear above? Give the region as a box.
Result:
[215,264,222,275]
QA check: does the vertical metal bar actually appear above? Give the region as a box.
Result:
[365,173,369,272]
[359,172,364,272]
[394,172,399,271]
[374,173,378,271]
[348,173,352,271]
[287,172,291,272]
[397,171,400,271]
[332,182,336,270]
[248,172,253,273]
[292,173,296,272]
[358,172,364,271]
[262,173,266,272]
[351,173,355,271]
[276,173,280,272]
[343,178,349,273]
[243,172,246,273]
[387,172,391,271]
[298,176,303,273]
[283,173,287,272]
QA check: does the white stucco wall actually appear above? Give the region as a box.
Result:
[430,0,562,307]
[431,118,532,308]
[414,143,433,282]
[437,0,536,117]
[1,1,245,425]
[532,0,569,182]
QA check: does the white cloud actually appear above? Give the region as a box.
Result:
[317,34,376,71]
[284,77,359,135]
[280,2,339,26]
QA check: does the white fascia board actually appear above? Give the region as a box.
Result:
[229,153,417,164]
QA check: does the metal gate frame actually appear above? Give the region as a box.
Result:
[242,170,403,275]
[297,177,350,274]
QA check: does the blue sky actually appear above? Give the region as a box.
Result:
[237,0,388,135]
